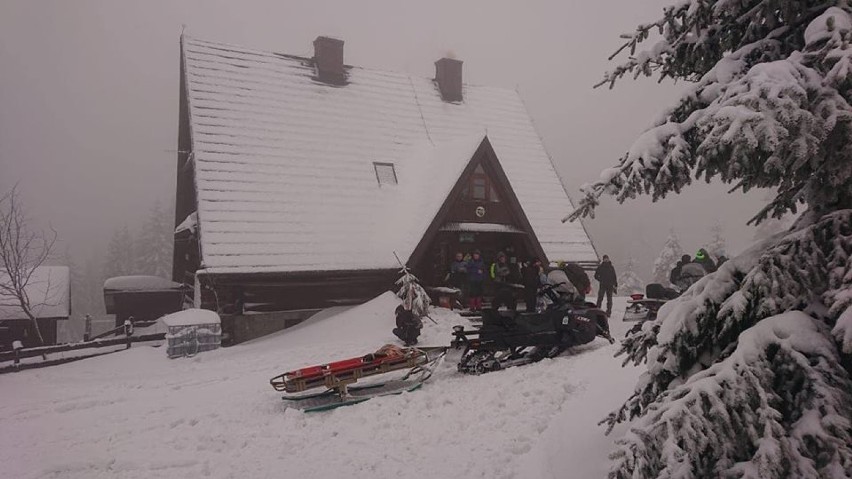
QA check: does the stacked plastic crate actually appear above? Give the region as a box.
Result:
[162,309,222,358]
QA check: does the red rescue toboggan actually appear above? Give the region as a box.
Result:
[270,344,446,412]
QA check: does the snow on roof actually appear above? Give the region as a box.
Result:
[161,308,221,327]
[103,276,184,292]
[440,222,526,233]
[175,211,197,235]
[0,266,70,320]
[182,36,598,273]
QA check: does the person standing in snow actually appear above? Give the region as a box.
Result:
[677,261,707,291]
[694,248,717,273]
[466,250,486,311]
[490,251,516,310]
[522,257,544,312]
[594,255,618,317]
[448,252,468,298]
[669,254,692,286]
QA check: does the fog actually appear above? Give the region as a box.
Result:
[0,0,767,278]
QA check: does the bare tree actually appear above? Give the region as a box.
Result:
[0,185,57,346]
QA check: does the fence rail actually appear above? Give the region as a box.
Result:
[0,331,166,369]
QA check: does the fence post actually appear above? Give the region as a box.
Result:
[83,314,92,342]
[12,340,22,368]
[124,320,134,349]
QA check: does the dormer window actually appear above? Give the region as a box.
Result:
[374,162,397,186]
[462,164,500,202]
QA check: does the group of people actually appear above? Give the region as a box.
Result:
[669,248,727,291]
[448,250,521,312]
[441,244,728,318]
[446,249,618,315]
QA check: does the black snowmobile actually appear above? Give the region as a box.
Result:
[451,282,614,374]
[622,283,680,323]
[623,263,707,324]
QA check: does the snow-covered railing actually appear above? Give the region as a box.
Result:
[0,327,166,373]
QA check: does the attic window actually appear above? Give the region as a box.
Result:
[374,162,397,186]
[462,164,500,202]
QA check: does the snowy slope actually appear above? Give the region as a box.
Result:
[0,294,638,479]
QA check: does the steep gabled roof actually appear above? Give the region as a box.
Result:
[181,36,598,273]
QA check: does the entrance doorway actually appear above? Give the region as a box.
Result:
[420,231,532,288]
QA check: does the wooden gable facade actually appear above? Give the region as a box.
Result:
[407,137,546,285]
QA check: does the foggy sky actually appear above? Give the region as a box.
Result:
[0,0,768,278]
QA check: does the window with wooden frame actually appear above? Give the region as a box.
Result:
[373,162,397,186]
[462,164,500,202]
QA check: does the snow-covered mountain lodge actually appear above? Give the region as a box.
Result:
[173,35,597,342]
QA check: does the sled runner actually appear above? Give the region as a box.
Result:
[270,344,446,412]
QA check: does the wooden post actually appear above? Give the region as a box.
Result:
[83,314,92,342]
[124,320,134,349]
[12,340,22,368]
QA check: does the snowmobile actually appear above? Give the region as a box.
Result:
[270,344,446,412]
[451,282,614,375]
[624,263,707,323]
[622,283,679,322]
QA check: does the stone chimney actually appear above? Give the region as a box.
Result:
[313,36,345,84]
[435,57,463,102]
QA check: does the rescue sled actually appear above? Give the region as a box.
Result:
[270,344,445,412]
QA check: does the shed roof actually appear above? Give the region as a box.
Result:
[182,36,598,273]
[0,266,70,321]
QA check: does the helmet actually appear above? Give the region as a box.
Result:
[695,250,706,260]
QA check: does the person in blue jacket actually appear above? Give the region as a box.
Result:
[466,250,486,311]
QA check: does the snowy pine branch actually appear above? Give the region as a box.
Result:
[566,4,852,225]
[609,312,852,479]
[597,0,829,90]
[609,210,852,427]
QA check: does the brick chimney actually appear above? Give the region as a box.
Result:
[313,36,345,84]
[435,57,463,102]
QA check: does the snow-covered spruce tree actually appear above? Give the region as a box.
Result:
[707,219,727,259]
[104,225,135,279]
[620,257,645,294]
[565,4,852,477]
[652,231,683,285]
[134,201,173,278]
[395,266,431,318]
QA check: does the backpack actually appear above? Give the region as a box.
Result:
[563,262,591,294]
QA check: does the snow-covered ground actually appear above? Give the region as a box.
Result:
[0,293,640,479]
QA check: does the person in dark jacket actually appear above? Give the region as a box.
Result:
[466,250,486,311]
[694,248,717,273]
[669,254,692,286]
[594,255,618,317]
[522,257,544,312]
[490,251,516,310]
[393,304,422,346]
[677,261,707,290]
[448,252,468,295]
